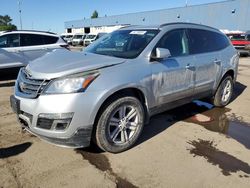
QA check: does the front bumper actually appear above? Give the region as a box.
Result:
[11,89,104,148]
[19,115,92,148]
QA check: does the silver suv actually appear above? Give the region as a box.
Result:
[11,23,239,153]
[0,30,67,69]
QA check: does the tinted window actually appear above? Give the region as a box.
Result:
[20,34,58,46]
[20,34,44,46]
[188,29,230,54]
[0,34,20,48]
[43,35,58,44]
[155,29,189,57]
[246,34,250,41]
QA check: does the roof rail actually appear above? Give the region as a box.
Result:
[159,22,219,31]
[4,30,57,35]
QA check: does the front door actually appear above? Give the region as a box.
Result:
[151,29,195,106]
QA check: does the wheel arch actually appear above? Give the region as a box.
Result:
[213,69,235,95]
[92,87,149,134]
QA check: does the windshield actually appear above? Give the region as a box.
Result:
[228,34,247,41]
[85,35,96,39]
[65,35,73,38]
[73,35,83,39]
[85,29,159,59]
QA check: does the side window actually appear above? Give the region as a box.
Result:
[0,34,20,48]
[246,34,250,41]
[20,34,44,46]
[156,29,189,57]
[0,36,8,48]
[188,29,229,54]
[43,35,58,44]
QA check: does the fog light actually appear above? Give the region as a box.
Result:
[37,113,74,131]
[52,119,72,130]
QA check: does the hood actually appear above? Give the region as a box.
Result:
[27,49,125,80]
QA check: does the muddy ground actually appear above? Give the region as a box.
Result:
[0,58,250,188]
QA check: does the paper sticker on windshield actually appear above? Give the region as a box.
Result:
[130,31,146,35]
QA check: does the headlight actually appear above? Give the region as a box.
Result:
[44,72,99,94]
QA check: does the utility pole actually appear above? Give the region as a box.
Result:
[186,0,188,7]
[18,0,22,30]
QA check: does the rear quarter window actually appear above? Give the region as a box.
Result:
[188,29,230,54]
[43,35,58,44]
[20,34,58,46]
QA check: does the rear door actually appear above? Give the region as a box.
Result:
[19,34,59,62]
[0,34,27,69]
[187,29,223,96]
[151,29,195,105]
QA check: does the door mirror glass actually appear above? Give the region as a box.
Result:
[155,48,171,59]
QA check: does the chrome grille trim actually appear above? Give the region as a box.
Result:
[17,68,49,98]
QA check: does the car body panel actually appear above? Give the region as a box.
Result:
[11,23,239,148]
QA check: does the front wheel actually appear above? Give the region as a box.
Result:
[95,96,145,153]
[212,75,234,107]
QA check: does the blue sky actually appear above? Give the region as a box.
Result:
[1,0,224,34]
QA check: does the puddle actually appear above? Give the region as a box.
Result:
[188,139,250,176]
[76,149,138,188]
[0,142,32,158]
[166,100,250,149]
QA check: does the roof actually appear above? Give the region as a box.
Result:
[0,30,58,36]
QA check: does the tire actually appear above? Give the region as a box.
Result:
[212,75,234,107]
[95,96,145,153]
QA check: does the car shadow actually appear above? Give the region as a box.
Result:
[0,142,32,159]
[231,82,247,101]
[0,81,15,88]
[0,67,20,82]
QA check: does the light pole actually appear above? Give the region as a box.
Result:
[186,0,188,7]
[18,0,22,30]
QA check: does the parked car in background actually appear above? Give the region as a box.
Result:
[227,32,250,56]
[72,34,86,46]
[0,30,67,69]
[11,23,239,153]
[83,34,97,46]
[61,33,73,45]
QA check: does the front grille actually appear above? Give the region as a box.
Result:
[17,68,49,98]
[37,118,53,130]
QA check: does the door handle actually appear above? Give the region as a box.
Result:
[186,64,195,71]
[214,59,221,65]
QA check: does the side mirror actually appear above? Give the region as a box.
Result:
[156,48,171,59]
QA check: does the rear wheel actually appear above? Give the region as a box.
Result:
[212,75,234,107]
[95,96,144,153]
